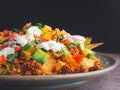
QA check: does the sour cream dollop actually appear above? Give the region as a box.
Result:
[16,33,35,46]
[37,40,65,52]
[64,33,86,44]
[27,26,42,36]
[0,47,15,57]
[16,35,28,46]
[16,26,42,46]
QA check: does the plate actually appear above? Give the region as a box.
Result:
[0,52,118,90]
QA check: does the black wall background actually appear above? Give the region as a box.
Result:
[0,0,120,53]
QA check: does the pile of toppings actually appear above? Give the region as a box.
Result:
[0,22,103,75]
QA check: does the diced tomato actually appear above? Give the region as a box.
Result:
[9,32,17,40]
[2,42,9,49]
[14,46,22,52]
[3,29,10,37]
[19,31,24,35]
[51,35,56,40]
[61,39,70,45]
[0,55,5,63]
[72,54,85,63]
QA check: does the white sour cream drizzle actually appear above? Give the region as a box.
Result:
[0,47,15,57]
[27,26,42,37]
[63,33,86,44]
[37,40,65,52]
[16,26,42,46]
[16,34,28,46]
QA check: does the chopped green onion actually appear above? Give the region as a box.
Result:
[60,47,69,55]
[21,50,25,56]
[23,30,27,34]
[7,54,16,64]
[84,43,87,48]
[24,43,32,50]
[56,34,59,42]
[67,43,77,47]
[41,48,48,53]
[15,43,21,46]
[87,51,95,59]
[34,39,40,44]
[0,39,8,44]
[9,64,13,70]
[35,23,43,29]
[14,53,18,57]
[12,28,21,32]
[60,35,64,40]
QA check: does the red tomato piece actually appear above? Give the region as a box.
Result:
[19,31,24,35]
[0,55,5,63]
[14,46,22,52]
[9,32,17,40]
[72,54,85,63]
[3,29,10,37]
[2,42,9,49]
[61,39,70,45]
[51,35,56,40]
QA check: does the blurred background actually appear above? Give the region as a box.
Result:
[0,0,120,53]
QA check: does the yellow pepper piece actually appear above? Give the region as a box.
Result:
[42,30,57,40]
[26,47,37,54]
[60,30,68,36]
[41,25,52,34]
[42,34,51,40]
[51,30,57,35]
[24,51,31,59]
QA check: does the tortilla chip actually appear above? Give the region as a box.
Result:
[85,37,92,44]
[41,55,57,74]
[87,42,104,49]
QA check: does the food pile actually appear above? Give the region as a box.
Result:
[0,22,103,75]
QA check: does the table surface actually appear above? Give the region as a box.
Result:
[67,53,120,90]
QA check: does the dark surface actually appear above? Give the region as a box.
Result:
[68,53,120,90]
[0,0,120,53]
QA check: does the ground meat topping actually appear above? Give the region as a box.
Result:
[58,65,72,74]
[8,70,18,75]
[68,46,79,56]
[11,56,45,75]
[21,59,44,75]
